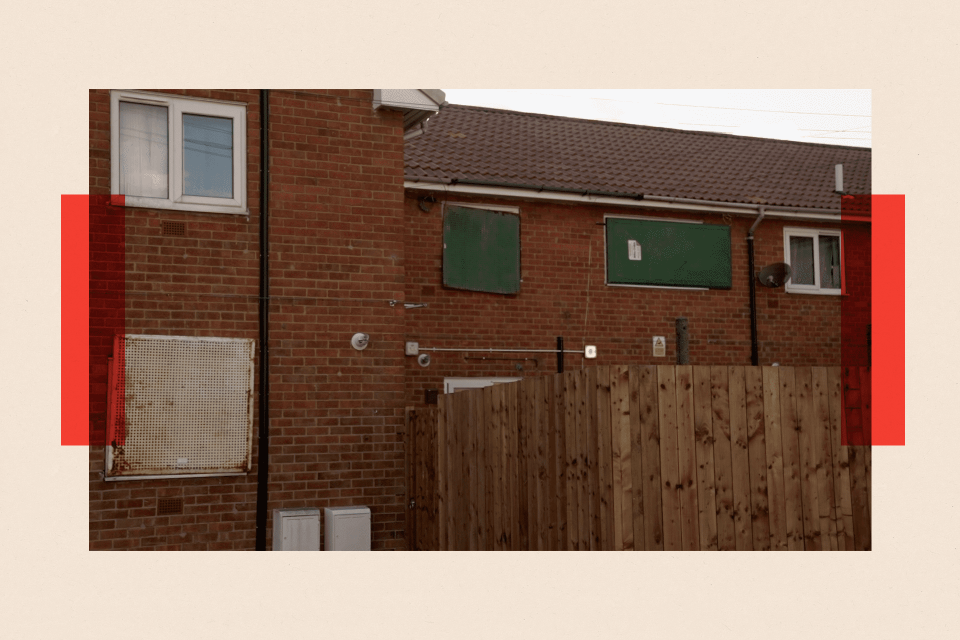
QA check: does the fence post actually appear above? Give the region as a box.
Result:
[676,317,689,365]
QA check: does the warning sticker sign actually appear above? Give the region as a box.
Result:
[653,336,666,358]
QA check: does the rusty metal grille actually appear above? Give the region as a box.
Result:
[161,221,186,236]
[157,498,184,515]
[105,334,256,479]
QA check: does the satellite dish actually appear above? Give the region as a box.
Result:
[757,262,792,288]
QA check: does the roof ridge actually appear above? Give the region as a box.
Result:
[442,103,872,153]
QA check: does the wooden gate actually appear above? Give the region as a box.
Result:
[406,365,871,551]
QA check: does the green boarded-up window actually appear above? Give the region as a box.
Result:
[606,217,732,289]
[443,205,521,294]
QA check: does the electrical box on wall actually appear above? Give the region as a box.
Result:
[324,506,371,551]
[273,508,321,551]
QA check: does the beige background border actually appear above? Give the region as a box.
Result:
[1,1,950,637]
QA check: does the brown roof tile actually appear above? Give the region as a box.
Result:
[405,104,871,210]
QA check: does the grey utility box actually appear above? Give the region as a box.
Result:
[324,506,371,551]
[272,508,321,551]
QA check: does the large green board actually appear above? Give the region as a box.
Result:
[443,205,521,294]
[606,217,732,289]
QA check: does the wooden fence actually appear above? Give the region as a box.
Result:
[405,365,871,551]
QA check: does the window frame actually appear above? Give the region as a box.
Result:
[783,226,844,295]
[110,90,248,215]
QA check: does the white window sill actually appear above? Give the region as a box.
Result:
[784,287,843,296]
[116,195,249,216]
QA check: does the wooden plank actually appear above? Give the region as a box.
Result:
[586,367,601,550]
[517,380,531,551]
[576,371,590,549]
[437,399,447,550]
[563,371,579,549]
[728,366,754,551]
[545,375,559,550]
[711,366,736,551]
[444,394,456,550]
[596,366,614,550]
[761,367,788,551]
[526,377,540,550]
[554,372,568,550]
[635,365,662,550]
[467,391,479,550]
[795,367,823,550]
[849,444,871,551]
[610,364,630,550]
[507,382,520,550]
[476,386,488,550]
[493,384,505,550]
[745,367,771,551]
[826,367,852,550]
[535,376,549,550]
[778,367,806,551]
[482,386,495,550]
[861,366,872,523]
[429,407,440,550]
[404,407,415,549]
[693,366,718,551]
[813,367,838,551]
[675,365,700,551]
[657,365,683,551]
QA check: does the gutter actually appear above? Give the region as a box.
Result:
[404,178,847,222]
[747,207,766,366]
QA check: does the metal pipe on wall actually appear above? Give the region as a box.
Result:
[255,90,270,551]
[747,207,766,366]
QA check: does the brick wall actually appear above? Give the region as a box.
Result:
[402,194,869,407]
[89,90,408,550]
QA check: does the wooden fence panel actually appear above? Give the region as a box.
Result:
[612,364,632,550]
[745,366,771,551]
[411,365,870,552]
[728,366,754,551]
[676,365,700,551]
[596,366,614,550]
[636,365,662,550]
[658,365,683,551]
[711,366,736,551]
[762,366,788,551]
[693,366,718,550]
[778,367,806,551]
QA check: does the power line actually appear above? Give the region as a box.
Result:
[657,103,871,118]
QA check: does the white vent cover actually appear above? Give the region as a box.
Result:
[273,508,321,551]
[105,334,256,479]
[324,506,371,551]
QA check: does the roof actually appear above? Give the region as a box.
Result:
[405,104,871,210]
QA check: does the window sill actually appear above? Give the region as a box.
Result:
[784,287,844,296]
[113,194,248,216]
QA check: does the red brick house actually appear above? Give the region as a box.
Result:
[402,104,871,407]
[88,91,870,550]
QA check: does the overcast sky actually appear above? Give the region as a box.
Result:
[442,90,871,148]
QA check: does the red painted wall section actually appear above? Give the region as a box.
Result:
[402,193,867,407]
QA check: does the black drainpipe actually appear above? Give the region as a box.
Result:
[747,207,765,366]
[255,90,271,551]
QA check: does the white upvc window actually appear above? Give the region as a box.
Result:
[783,227,843,295]
[110,90,247,215]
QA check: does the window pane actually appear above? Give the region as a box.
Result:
[183,114,233,198]
[119,102,168,198]
[789,236,815,285]
[819,235,841,289]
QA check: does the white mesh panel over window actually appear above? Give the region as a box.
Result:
[105,334,256,479]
